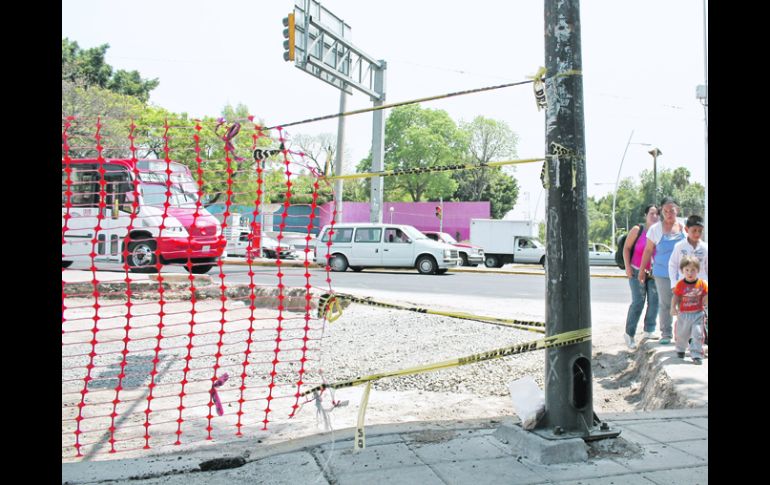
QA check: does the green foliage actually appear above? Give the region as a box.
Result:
[62,38,159,102]
[588,167,705,245]
[353,108,521,216]
[381,105,463,201]
[484,170,520,219]
[453,116,518,201]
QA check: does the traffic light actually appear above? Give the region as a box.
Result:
[435,206,442,219]
[282,12,295,62]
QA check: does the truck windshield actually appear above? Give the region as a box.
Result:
[140,183,199,208]
[439,232,458,244]
[137,161,199,208]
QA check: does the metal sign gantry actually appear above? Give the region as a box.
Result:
[284,0,387,223]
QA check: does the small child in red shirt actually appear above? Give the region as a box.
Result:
[671,255,709,365]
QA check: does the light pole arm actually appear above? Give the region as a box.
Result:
[612,130,635,250]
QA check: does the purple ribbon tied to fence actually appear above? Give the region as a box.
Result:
[210,372,230,416]
[215,118,245,162]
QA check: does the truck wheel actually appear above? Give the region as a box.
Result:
[329,254,349,272]
[128,240,159,273]
[460,253,469,266]
[484,255,499,268]
[416,255,438,275]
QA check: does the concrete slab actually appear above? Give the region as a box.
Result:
[610,427,658,445]
[599,408,708,423]
[624,420,707,443]
[667,439,708,461]
[410,434,512,463]
[682,417,709,430]
[314,442,424,476]
[642,465,708,485]
[521,458,630,481]
[62,456,202,484]
[429,456,548,485]
[221,451,330,485]
[315,432,405,451]
[610,443,706,472]
[551,475,658,485]
[493,424,588,464]
[334,465,444,485]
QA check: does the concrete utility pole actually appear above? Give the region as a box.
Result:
[539,0,594,436]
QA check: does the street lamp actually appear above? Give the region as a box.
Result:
[389,206,394,224]
[648,147,663,201]
[611,130,651,250]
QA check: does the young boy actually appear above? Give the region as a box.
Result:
[668,214,708,286]
[671,255,708,364]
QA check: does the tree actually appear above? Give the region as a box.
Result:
[380,105,464,201]
[290,133,337,174]
[62,38,159,102]
[453,116,518,201]
[587,167,705,245]
[483,170,520,219]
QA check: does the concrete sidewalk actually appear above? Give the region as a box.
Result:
[62,408,707,484]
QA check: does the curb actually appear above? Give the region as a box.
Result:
[221,258,625,278]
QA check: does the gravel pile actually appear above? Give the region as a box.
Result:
[307,304,547,397]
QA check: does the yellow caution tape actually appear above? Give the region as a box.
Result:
[301,327,590,397]
[318,292,546,333]
[553,69,583,79]
[530,66,548,111]
[324,158,544,182]
[354,381,372,452]
[319,293,344,322]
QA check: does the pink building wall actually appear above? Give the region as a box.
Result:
[317,201,490,241]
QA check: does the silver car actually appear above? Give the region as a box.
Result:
[588,242,616,266]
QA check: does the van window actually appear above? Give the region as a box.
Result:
[321,227,354,243]
[384,228,409,243]
[354,227,382,243]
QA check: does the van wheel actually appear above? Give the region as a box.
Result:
[539,256,546,267]
[460,253,469,266]
[484,255,499,268]
[62,261,73,269]
[416,255,438,275]
[437,268,448,274]
[350,266,364,272]
[330,254,349,272]
[189,264,215,274]
[128,240,159,273]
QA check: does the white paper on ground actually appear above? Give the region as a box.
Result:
[508,376,545,430]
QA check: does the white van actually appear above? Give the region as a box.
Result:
[314,223,460,274]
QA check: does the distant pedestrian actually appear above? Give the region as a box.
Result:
[638,196,686,345]
[668,214,708,285]
[622,204,660,350]
[671,255,708,364]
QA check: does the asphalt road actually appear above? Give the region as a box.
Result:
[63,261,629,304]
[215,264,628,303]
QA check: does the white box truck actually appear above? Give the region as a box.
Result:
[469,219,545,268]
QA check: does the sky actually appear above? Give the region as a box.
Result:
[62,0,707,223]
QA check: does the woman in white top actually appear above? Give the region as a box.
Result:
[638,196,686,345]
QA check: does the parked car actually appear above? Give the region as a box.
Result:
[588,242,615,266]
[314,223,460,274]
[422,231,484,266]
[226,232,298,260]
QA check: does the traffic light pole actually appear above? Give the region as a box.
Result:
[334,86,347,223]
[537,0,595,438]
[369,62,386,223]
